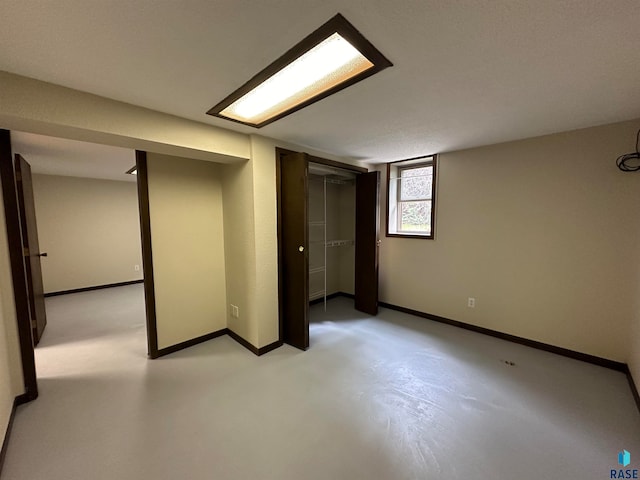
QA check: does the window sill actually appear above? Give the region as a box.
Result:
[386,232,434,240]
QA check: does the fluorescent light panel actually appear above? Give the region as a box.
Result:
[207,14,392,128]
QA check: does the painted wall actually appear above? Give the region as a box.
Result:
[379,119,640,363]
[337,182,356,295]
[221,160,258,345]
[146,153,227,350]
[0,179,25,455]
[630,256,640,387]
[0,71,249,164]
[31,174,143,293]
[631,306,640,389]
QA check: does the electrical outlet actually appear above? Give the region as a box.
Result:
[231,304,239,318]
[467,297,476,308]
[134,264,140,271]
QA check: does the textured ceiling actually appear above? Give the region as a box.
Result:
[1,0,639,164]
[11,132,137,182]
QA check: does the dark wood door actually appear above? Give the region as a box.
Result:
[0,130,38,400]
[355,171,380,315]
[15,154,48,345]
[277,150,309,350]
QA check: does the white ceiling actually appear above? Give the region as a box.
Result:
[11,132,137,182]
[1,0,639,164]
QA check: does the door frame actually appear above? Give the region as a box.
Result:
[135,150,160,358]
[275,148,370,346]
[0,132,156,406]
[0,130,38,402]
[15,154,48,345]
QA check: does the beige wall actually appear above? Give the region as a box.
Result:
[220,136,280,349]
[631,310,640,387]
[379,119,640,362]
[146,153,227,349]
[221,160,258,345]
[630,256,640,385]
[222,135,365,349]
[0,179,25,452]
[337,182,356,295]
[32,174,142,293]
[0,71,249,164]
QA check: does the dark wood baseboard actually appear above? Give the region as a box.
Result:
[227,329,283,356]
[309,291,354,306]
[44,279,144,297]
[257,340,284,356]
[153,328,228,359]
[379,301,627,372]
[150,326,283,359]
[14,392,35,406]
[626,368,640,414]
[1,395,23,475]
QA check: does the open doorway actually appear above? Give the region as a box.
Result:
[1,130,147,399]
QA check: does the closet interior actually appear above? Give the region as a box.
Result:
[308,162,356,310]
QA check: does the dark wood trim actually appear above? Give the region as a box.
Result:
[626,368,640,414]
[135,151,159,358]
[379,301,628,372]
[257,340,284,356]
[207,13,393,128]
[354,171,380,315]
[307,155,367,174]
[385,154,437,240]
[154,328,283,358]
[277,147,367,345]
[278,148,367,175]
[227,328,260,355]
[275,148,285,345]
[154,328,229,358]
[310,291,355,305]
[227,329,283,356]
[44,279,144,297]
[309,291,349,306]
[13,393,31,406]
[385,233,435,240]
[0,397,20,475]
[0,130,38,401]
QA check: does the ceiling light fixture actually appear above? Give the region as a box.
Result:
[207,13,392,128]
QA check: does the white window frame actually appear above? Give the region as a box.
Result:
[386,155,437,239]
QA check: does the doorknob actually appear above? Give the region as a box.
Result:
[38,252,48,257]
[298,246,305,252]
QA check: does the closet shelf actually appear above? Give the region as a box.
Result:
[309,221,325,226]
[309,290,326,300]
[309,266,326,274]
[326,239,354,248]
[310,239,354,247]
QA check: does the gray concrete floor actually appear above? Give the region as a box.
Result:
[2,285,639,479]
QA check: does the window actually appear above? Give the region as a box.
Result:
[386,155,437,238]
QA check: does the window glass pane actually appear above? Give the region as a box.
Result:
[399,200,431,233]
[400,166,432,201]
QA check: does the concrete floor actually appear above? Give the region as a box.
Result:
[2,284,639,479]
